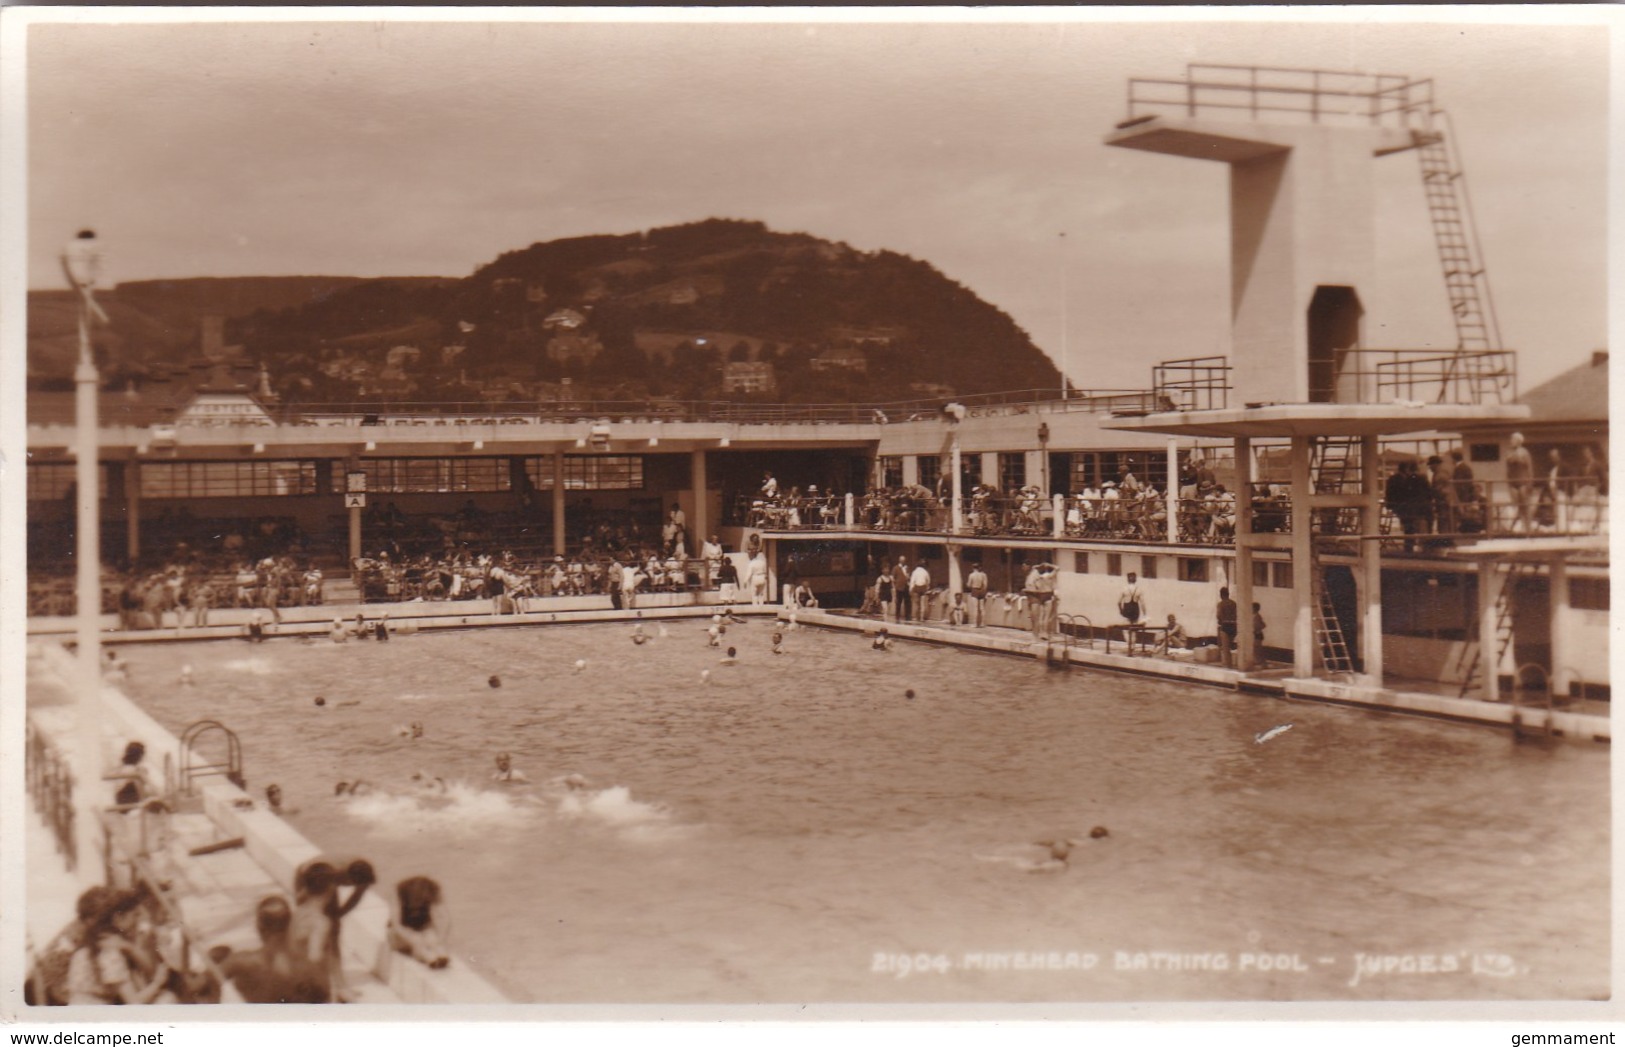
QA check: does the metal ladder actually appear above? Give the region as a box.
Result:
[1309,545,1355,675]
[1416,113,1508,402]
[1312,436,1362,538]
[1456,560,1537,700]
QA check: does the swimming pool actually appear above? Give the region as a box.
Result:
[98,619,1608,1003]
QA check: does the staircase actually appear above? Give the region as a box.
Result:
[1415,113,1510,403]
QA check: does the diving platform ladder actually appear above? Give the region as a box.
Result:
[1309,545,1355,676]
[1456,560,1537,701]
[1415,111,1509,403]
[1312,436,1362,538]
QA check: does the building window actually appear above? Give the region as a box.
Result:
[1106,553,1122,576]
[27,463,110,501]
[1067,451,1169,493]
[1470,443,1501,463]
[1074,552,1089,574]
[1178,557,1209,583]
[880,456,903,489]
[1253,560,1270,587]
[1140,555,1158,579]
[143,460,318,499]
[1272,562,1294,589]
[998,452,1026,492]
[1572,577,1609,611]
[959,454,982,489]
[917,455,941,494]
[525,456,645,491]
[345,457,511,495]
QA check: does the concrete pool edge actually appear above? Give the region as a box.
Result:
[789,610,1611,743]
[30,641,511,1005]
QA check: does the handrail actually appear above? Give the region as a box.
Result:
[26,720,78,871]
[1510,662,1554,739]
[1126,63,1435,130]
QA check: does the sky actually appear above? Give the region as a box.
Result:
[8,8,1615,395]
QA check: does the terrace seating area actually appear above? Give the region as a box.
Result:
[731,472,1607,548]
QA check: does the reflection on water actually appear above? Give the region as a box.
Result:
[99,620,1608,1003]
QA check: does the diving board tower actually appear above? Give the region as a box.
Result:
[1103,65,1526,684]
[1107,64,1445,404]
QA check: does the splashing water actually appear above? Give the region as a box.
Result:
[341,779,536,836]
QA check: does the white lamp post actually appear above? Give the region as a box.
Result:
[61,229,106,873]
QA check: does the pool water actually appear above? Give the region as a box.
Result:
[98,620,1608,1003]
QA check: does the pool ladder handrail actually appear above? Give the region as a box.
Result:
[179,719,246,794]
[1056,613,1094,651]
[1509,663,1554,740]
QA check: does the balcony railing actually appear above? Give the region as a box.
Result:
[1123,63,1436,132]
[743,477,1607,548]
[1328,349,1518,406]
[1153,356,1233,412]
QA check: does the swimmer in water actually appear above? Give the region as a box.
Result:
[410,772,448,795]
[492,751,530,783]
[700,669,712,684]
[488,675,501,689]
[178,664,195,687]
[631,624,649,645]
[872,628,893,652]
[395,722,424,740]
[719,646,739,666]
[330,618,347,644]
[334,780,371,797]
[771,630,785,654]
[550,773,590,792]
[573,659,587,673]
[706,625,721,648]
[975,827,1108,873]
[265,784,299,816]
[1029,828,1110,872]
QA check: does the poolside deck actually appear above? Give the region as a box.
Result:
[793,609,1611,743]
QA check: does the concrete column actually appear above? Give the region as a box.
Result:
[845,492,855,527]
[1052,494,1065,539]
[902,455,919,488]
[1166,438,1179,545]
[125,460,141,564]
[1289,435,1315,676]
[690,450,708,551]
[947,546,963,596]
[950,433,963,535]
[1359,434,1384,683]
[348,506,362,563]
[1550,558,1573,698]
[73,334,103,876]
[551,453,567,555]
[1234,436,1256,671]
[1477,561,1501,703]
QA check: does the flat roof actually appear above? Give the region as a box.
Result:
[1103,402,1529,439]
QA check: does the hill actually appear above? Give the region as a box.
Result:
[29,220,1061,404]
